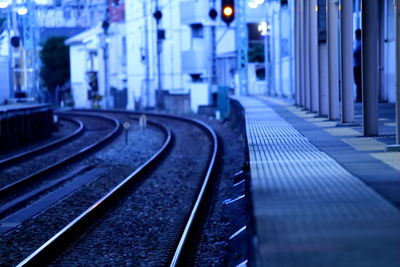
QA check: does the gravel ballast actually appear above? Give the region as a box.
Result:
[0,115,165,266]
[0,110,247,267]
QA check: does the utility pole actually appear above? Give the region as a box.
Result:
[22,0,40,101]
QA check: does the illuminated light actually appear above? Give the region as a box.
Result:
[17,6,28,15]
[0,1,9,8]
[315,5,318,12]
[254,0,264,4]
[248,2,258,8]
[223,6,233,17]
[258,21,267,36]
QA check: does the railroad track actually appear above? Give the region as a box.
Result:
[15,110,218,267]
[0,116,84,168]
[0,113,121,233]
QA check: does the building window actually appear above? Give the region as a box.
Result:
[191,23,204,38]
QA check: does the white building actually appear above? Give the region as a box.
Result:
[65,0,284,112]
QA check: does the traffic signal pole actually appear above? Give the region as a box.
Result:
[209,0,217,105]
[154,0,163,110]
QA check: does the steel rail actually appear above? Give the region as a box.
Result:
[0,116,84,168]
[168,117,218,267]
[74,109,219,266]
[17,119,172,267]
[0,112,121,199]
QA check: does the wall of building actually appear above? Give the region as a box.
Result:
[69,45,90,107]
[0,56,10,103]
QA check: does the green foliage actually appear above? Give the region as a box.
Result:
[40,37,70,92]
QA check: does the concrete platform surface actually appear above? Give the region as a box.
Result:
[235,96,400,267]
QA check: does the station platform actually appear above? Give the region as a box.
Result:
[235,96,400,267]
[0,103,53,153]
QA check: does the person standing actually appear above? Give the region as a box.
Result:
[353,29,362,102]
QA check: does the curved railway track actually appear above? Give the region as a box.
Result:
[0,116,84,168]
[15,110,218,267]
[0,113,122,232]
[0,112,121,197]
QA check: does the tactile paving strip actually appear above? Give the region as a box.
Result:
[237,96,400,267]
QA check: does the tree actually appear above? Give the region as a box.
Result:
[40,37,70,104]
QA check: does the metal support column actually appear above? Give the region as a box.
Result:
[294,0,301,105]
[389,0,400,148]
[362,0,379,135]
[300,0,305,107]
[327,0,339,120]
[209,0,217,104]
[236,0,248,96]
[305,1,311,110]
[143,0,151,108]
[155,0,163,109]
[378,0,386,102]
[310,0,319,113]
[397,1,400,145]
[340,0,354,123]
[270,7,277,96]
[22,0,40,101]
[318,0,329,117]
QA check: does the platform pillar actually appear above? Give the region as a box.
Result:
[340,0,354,123]
[304,0,311,110]
[309,0,319,113]
[294,0,301,106]
[317,0,329,117]
[327,0,339,120]
[395,1,400,145]
[362,0,379,136]
[299,0,306,107]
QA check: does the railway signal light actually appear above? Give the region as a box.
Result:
[221,0,234,26]
[153,10,162,22]
[209,8,217,20]
[10,36,20,48]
